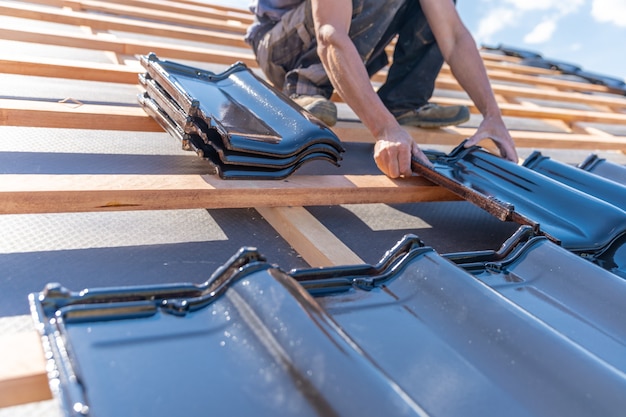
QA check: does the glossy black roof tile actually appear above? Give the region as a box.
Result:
[31,234,626,417]
[139,53,344,158]
[578,154,626,185]
[483,44,626,94]
[137,88,340,179]
[412,144,626,256]
[523,151,626,211]
[482,44,543,59]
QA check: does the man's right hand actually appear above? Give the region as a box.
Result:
[373,126,431,178]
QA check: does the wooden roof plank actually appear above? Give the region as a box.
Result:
[62,0,248,34]
[257,206,364,267]
[1,99,623,150]
[0,99,161,131]
[337,121,626,150]
[432,96,626,125]
[0,26,257,67]
[101,0,254,24]
[0,332,51,408]
[0,1,247,48]
[0,174,459,214]
[0,54,140,83]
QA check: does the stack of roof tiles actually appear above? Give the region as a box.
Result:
[138,53,344,180]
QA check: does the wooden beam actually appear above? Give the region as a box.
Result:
[432,96,626,126]
[0,54,140,84]
[62,0,248,34]
[334,122,626,151]
[2,99,623,150]
[100,0,254,24]
[0,99,161,131]
[462,68,617,95]
[0,26,257,67]
[0,1,247,49]
[0,331,51,408]
[0,174,459,214]
[171,0,250,14]
[481,60,556,77]
[434,76,626,109]
[257,207,364,267]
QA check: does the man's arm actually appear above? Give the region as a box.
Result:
[311,0,429,178]
[419,0,518,162]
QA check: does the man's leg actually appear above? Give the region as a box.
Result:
[250,0,407,126]
[375,0,469,127]
[249,2,338,125]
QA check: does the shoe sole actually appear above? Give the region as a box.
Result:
[397,108,470,128]
[304,101,337,127]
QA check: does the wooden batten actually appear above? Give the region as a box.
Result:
[0,174,460,215]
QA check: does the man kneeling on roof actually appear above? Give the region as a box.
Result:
[245,0,519,178]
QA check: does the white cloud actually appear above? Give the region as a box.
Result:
[504,0,584,13]
[473,0,586,44]
[475,8,517,43]
[524,19,557,43]
[591,0,626,26]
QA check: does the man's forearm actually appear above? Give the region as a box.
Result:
[445,33,501,119]
[316,28,398,137]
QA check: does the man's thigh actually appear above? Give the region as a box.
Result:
[254,2,315,88]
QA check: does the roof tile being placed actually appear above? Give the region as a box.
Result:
[578,154,626,185]
[412,144,626,277]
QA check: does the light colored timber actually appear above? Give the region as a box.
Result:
[0,331,51,408]
[0,54,140,84]
[257,207,364,267]
[62,0,248,34]
[334,122,626,150]
[481,60,556,77]
[100,0,254,24]
[156,0,252,15]
[1,99,623,150]
[433,76,626,109]
[431,96,626,126]
[0,26,257,67]
[0,99,161,131]
[0,2,247,49]
[4,51,625,114]
[444,67,619,95]
[0,174,460,214]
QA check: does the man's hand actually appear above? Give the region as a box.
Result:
[373,125,431,178]
[464,115,518,163]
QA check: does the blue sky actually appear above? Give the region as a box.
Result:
[216,0,626,83]
[457,0,626,83]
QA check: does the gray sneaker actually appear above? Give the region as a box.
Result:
[394,103,470,128]
[291,94,337,127]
